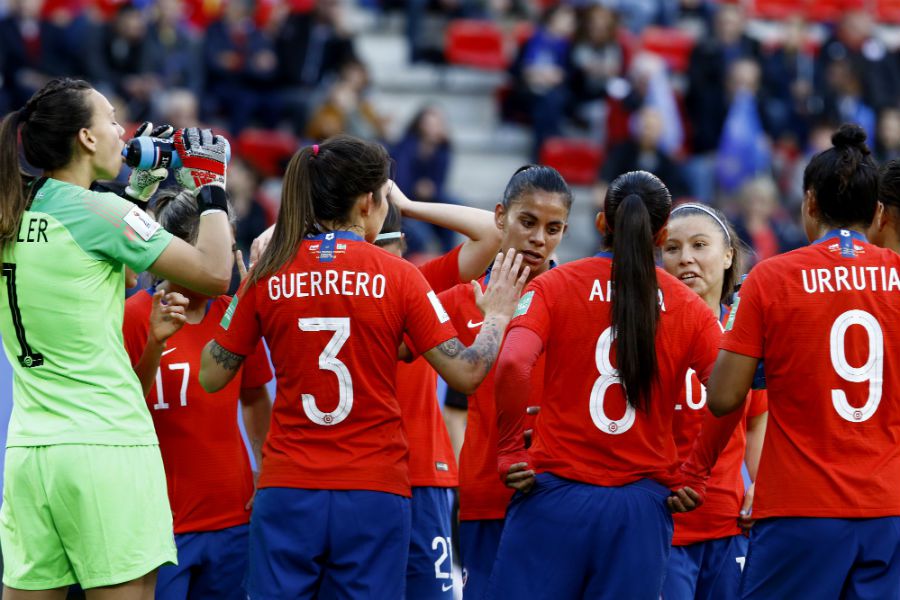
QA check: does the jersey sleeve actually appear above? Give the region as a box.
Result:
[121,293,150,368]
[75,190,173,272]
[401,264,458,359]
[418,244,462,293]
[508,277,552,344]
[215,282,262,357]
[240,339,274,389]
[687,296,724,384]
[721,268,766,359]
[748,389,768,418]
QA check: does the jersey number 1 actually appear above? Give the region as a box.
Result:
[300,317,352,426]
[1,263,43,368]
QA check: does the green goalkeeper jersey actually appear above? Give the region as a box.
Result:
[0,178,173,446]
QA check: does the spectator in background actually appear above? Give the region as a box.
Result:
[305,58,387,141]
[147,0,204,98]
[203,0,280,134]
[597,106,687,210]
[0,0,80,112]
[821,58,876,143]
[817,9,900,113]
[229,158,273,255]
[392,106,458,254]
[685,3,760,202]
[569,5,630,145]
[761,16,817,147]
[620,52,683,156]
[875,108,900,163]
[84,3,162,122]
[730,176,804,266]
[716,58,772,196]
[515,4,576,160]
[158,88,202,129]
[276,0,357,134]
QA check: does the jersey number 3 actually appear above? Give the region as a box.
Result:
[1,263,43,368]
[590,326,636,435]
[300,317,353,426]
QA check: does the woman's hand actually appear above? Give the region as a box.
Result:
[505,462,535,494]
[739,482,756,533]
[667,487,703,513]
[149,289,189,345]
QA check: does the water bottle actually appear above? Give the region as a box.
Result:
[122,135,231,170]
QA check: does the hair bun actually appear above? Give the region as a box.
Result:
[832,124,870,154]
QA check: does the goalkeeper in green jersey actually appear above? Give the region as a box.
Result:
[0,78,235,599]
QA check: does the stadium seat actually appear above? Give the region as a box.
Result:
[234,129,299,178]
[510,21,535,50]
[876,0,900,23]
[539,138,604,186]
[639,27,696,74]
[445,20,508,71]
[750,0,808,20]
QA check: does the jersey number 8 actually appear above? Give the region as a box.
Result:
[830,309,883,423]
[590,326,636,435]
[300,317,353,426]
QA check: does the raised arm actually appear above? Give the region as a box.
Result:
[148,128,234,296]
[423,249,529,394]
[132,290,189,396]
[389,182,501,282]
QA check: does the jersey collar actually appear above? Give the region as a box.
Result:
[812,229,867,245]
[305,231,365,242]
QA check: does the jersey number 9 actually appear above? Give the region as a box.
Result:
[830,309,883,423]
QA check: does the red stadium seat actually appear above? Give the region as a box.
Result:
[876,0,900,23]
[639,27,696,74]
[234,129,299,178]
[539,138,604,186]
[750,0,808,19]
[445,20,508,71]
[511,21,535,50]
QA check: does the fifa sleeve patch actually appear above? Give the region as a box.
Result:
[724,296,740,331]
[514,291,534,317]
[123,206,161,242]
[221,295,239,330]
[427,291,450,323]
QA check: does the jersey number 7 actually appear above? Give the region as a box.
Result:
[1,263,43,368]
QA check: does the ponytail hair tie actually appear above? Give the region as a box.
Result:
[312,144,319,157]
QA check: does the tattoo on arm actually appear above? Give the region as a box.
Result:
[210,341,245,371]
[461,319,503,371]
[438,338,463,358]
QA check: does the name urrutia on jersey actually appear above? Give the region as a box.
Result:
[801,266,900,294]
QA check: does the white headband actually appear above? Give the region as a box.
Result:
[671,203,731,244]
[375,231,403,242]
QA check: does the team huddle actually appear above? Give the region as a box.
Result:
[0,77,899,600]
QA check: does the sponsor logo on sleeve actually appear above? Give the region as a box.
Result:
[427,291,450,323]
[123,207,161,242]
[724,296,740,332]
[513,291,534,318]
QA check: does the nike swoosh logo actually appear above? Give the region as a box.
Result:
[441,583,453,592]
[467,320,483,329]
[161,347,177,356]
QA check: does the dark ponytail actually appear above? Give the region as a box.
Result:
[251,134,391,284]
[603,171,672,411]
[502,164,573,210]
[0,78,93,253]
[803,123,879,228]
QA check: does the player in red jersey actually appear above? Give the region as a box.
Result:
[490,170,722,599]
[869,159,900,254]
[197,135,529,600]
[438,164,572,600]
[376,189,501,599]
[705,125,900,598]
[122,189,273,600]
[660,203,768,600]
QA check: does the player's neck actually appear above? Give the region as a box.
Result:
[45,161,94,190]
[811,222,869,241]
[702,292,720,319]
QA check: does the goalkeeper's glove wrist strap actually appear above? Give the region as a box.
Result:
[196,185,228,215]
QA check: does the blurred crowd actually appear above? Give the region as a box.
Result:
[4,0,900,262]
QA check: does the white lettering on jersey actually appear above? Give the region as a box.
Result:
[588,279,666,311]
[801,266,900,294]
[427,291,450,323]
[268,271,386,301]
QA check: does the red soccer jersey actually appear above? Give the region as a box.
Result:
[214,232,457,497]
[398,245,463,488]
[672,379,768,545]
[439,279,545,521]
[721,230,900,519]
[122,291,273,534]
[507,255,721,489]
